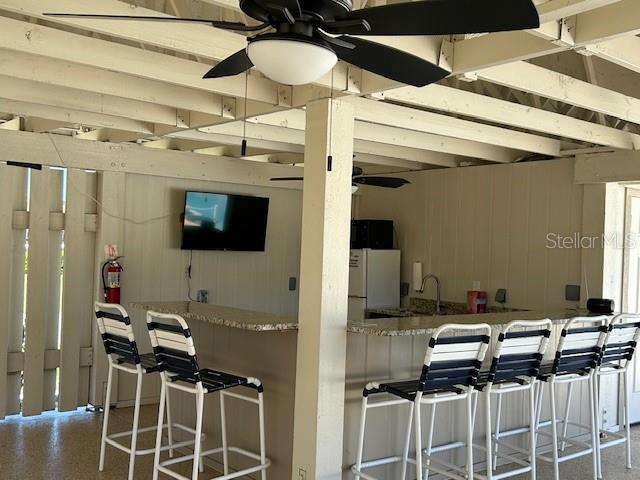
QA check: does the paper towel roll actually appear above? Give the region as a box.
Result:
[413,262,423,291]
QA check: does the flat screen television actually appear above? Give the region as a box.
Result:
[181,191,269,251]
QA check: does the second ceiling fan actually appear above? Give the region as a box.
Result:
[46,0,539,87]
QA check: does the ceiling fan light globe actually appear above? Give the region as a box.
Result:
[247,37,337,85]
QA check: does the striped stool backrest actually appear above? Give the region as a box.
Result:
[94,302,141,367]
[488,319,553,384]
[602,314,640,370]
[146,311,202,384]
[552,315,610,376]
[420,323,492,391]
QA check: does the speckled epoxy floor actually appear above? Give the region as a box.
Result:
[0,405,637,479]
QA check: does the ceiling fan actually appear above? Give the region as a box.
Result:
[271,166,410,192]
[45,0,539,87]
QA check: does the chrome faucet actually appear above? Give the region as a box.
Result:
[418,273,441,315]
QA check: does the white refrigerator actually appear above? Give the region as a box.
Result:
[348,249,401,321]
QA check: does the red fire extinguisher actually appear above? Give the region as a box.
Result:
[102,245,123,304]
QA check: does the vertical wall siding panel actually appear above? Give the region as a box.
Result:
[505,165,531,309]
[487,165,511,300]
[441,171,460,302]
[526,164,551,309]
[357,159,586,312]
[22,168,51,416]
[546,160,575,309]
[59,169,97,411]
[43,169,64,411]
[472,169,493,293]
[0,165,25,418]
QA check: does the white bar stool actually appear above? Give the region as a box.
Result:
[352,323,492,480]
[146,310,270,480]
[95,302,200,480]
[591,313,640,478]
[474,319,553,480]
[533,315,609,480]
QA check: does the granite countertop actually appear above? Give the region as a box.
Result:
[131,301,600,337]
[130,301,298,332]
[348,309,597,336]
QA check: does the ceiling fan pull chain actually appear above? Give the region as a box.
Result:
[241,70,249,157]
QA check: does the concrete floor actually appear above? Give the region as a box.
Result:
[0,405,637,480]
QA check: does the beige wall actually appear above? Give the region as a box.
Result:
[119,173,303,317]
[356,158,607,311]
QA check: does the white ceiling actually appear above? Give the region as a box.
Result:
[0,0,639,174]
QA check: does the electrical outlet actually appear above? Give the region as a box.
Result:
[197,289,208,303]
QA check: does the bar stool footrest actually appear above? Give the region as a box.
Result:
[104,423,205,456]
[158,445,271,480]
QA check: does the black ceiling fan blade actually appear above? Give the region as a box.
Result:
[270,177,304,181]
[43,13,268,32]
[353,176,410,188]
[334,0,539,36]
[331,36,449,87]
[203,49,253,79]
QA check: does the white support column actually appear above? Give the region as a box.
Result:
[291,98,355,479]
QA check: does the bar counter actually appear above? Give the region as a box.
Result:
[130,301,608,479]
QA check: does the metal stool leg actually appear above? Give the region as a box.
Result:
[466,392,475,480]
[258,391,267,480]
[589,373,600,480]
[127,370,143,480]
[415,393,424,480]
[220,391,229,476]
[549,381,560,480]
[192,388,205,480]
[99,364,114,472]
[493,392,503,466]
[593,375,602,479]
[400,402,414,480]
[529,383,537,480]
[560,382,574,452]
[153,378,167,480]
[354,396,369,480]
[485,390,493,480]
[534,382,545,447]
[423,402,436,479]
[166,383,174,458]
[623,372,632,469]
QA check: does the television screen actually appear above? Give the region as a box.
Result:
[181,191,269,251]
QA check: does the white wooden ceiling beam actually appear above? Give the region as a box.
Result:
[379,84,640,150]
[201,112,521,163]
[574,0,640,44]
[347,97,561,157]
[0,16,282,106]
[0,128,303,188]
[0,49,227,117]
[476,61,640,126]
[586,36,640,75]
[0,0,246,62]
[535,0,623,22]
[0,98,155,135]
[0,75,197,128]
